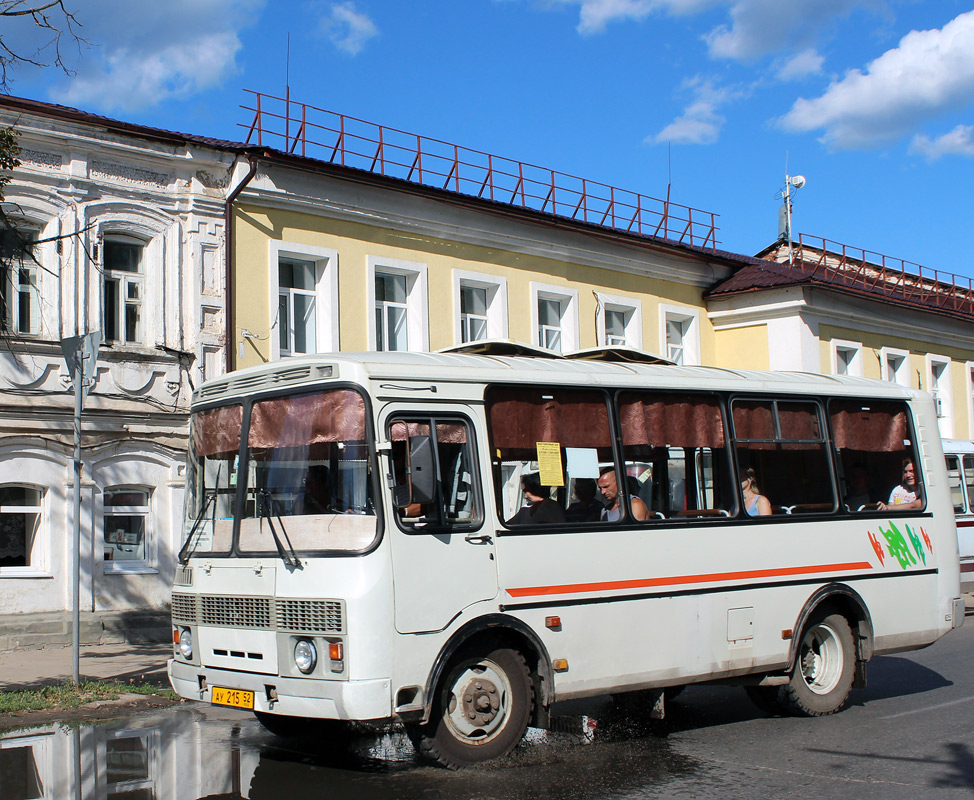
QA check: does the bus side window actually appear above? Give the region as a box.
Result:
[828,400,920,514]
[946,455,965,514]
[388,416,482,531]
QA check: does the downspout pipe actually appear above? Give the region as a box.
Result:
[224,154,260,375]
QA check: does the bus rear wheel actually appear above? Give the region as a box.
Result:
[410,640,533,769]
[748,612,856,717]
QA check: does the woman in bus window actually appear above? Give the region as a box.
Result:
[742,467,772,516]
[879,458,923,511]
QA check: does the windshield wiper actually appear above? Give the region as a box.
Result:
[178,465,221,565]
[256,488,302,570]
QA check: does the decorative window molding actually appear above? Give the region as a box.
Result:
[268,241,339,359]
[881,347,910,386]
[366,256,428,352]
[927,354,953,437]
[452,270,508,344]
[530,282,578,353]
[832,339,863,377]
[595,292,642,349]
[659,304,700,366]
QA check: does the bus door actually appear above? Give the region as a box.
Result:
[382,407,497,634]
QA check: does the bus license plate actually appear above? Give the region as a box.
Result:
[211,686,254,710]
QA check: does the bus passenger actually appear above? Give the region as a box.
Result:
[741,467,772,516]
[298,465,331,514]
[597,469,650,522]
[878,458,923,511]
[507,476,565,524]
[566,478,603,522]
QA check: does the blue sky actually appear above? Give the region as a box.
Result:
[5,0,974,278]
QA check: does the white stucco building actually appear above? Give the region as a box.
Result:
[0,96,247,648]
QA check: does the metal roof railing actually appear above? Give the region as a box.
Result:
[241,89,720,250]
[792,234,974,317]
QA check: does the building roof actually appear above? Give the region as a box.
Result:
[708,236,974,322]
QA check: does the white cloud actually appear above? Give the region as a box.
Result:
[705,0,864,61]
[778,10,974,149]
[911,125,974,160]
[320,2,378,55]
[45,0,264,113]
[650,78,744,144]
[775,48,824,81]
[552,0,717,35]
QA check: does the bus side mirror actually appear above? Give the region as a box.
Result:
[409,435,436,504]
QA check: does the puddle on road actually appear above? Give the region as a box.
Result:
[0,698,698,800]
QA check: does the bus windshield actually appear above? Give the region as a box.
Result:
[183,388,378,558]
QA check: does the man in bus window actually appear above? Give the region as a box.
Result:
[597,469,650,522]
[878,458,923,511]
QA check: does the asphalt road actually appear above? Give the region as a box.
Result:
[3,617,973,799]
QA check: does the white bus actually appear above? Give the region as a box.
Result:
[168,351,963,768]
[942,439,974,593]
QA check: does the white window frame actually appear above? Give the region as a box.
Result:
[530,282,578,353]
[928,354,954,437]
[102,234,146,345]
[0,226,40,337]
[102,486,152,573]
[452,270,508,345]
[268,241,339,360]
[831,339,863,377]
[0,483,47,578]
[660,305,701,366]
[366,256,429,352]
[595,292,642,349]
[882,347,910,386]
[0,732,53,800]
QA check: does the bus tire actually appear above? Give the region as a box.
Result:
[779,612,855,716]
[254,710,349,741]
[410,639,534,769]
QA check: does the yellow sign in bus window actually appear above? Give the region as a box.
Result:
[536,442,564,487]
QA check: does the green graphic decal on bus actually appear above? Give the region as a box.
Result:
[869,523,933,569]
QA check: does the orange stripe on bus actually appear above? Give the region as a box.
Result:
[505,562,874,598]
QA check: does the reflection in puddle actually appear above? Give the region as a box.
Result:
[0,699,696,800]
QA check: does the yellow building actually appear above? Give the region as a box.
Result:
[708,236,974,439]
[226,94,758,375]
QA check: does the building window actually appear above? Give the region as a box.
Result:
[596,293,642,349]
[103,487,150,564]
[929,357,953,436]
[0,485,42,569]
[833,340,862,377]
[367,257,428,353]
[660,306,700,366]
[453,272,508,345]
[968,363,974,436]
[882,348,910,386]
[461,285,488,343]
[278,257,317,355]
[531,283,578,354]
[0,226,39,336]
[376,272,408,351]
[103,237,144,344]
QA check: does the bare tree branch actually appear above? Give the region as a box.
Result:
[0,1,88,92]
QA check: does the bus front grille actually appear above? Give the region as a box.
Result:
[277,599,345,634]
[201,595,273,629]
[172,593,346,634]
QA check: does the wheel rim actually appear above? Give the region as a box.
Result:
[798,622,843,695]
[443,657,513,744]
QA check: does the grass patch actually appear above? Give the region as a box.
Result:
[0,680,177,714]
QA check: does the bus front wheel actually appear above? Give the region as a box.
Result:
[410,640,534,768]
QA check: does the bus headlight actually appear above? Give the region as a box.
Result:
[294,638,317,674]
[178,628,193,660]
